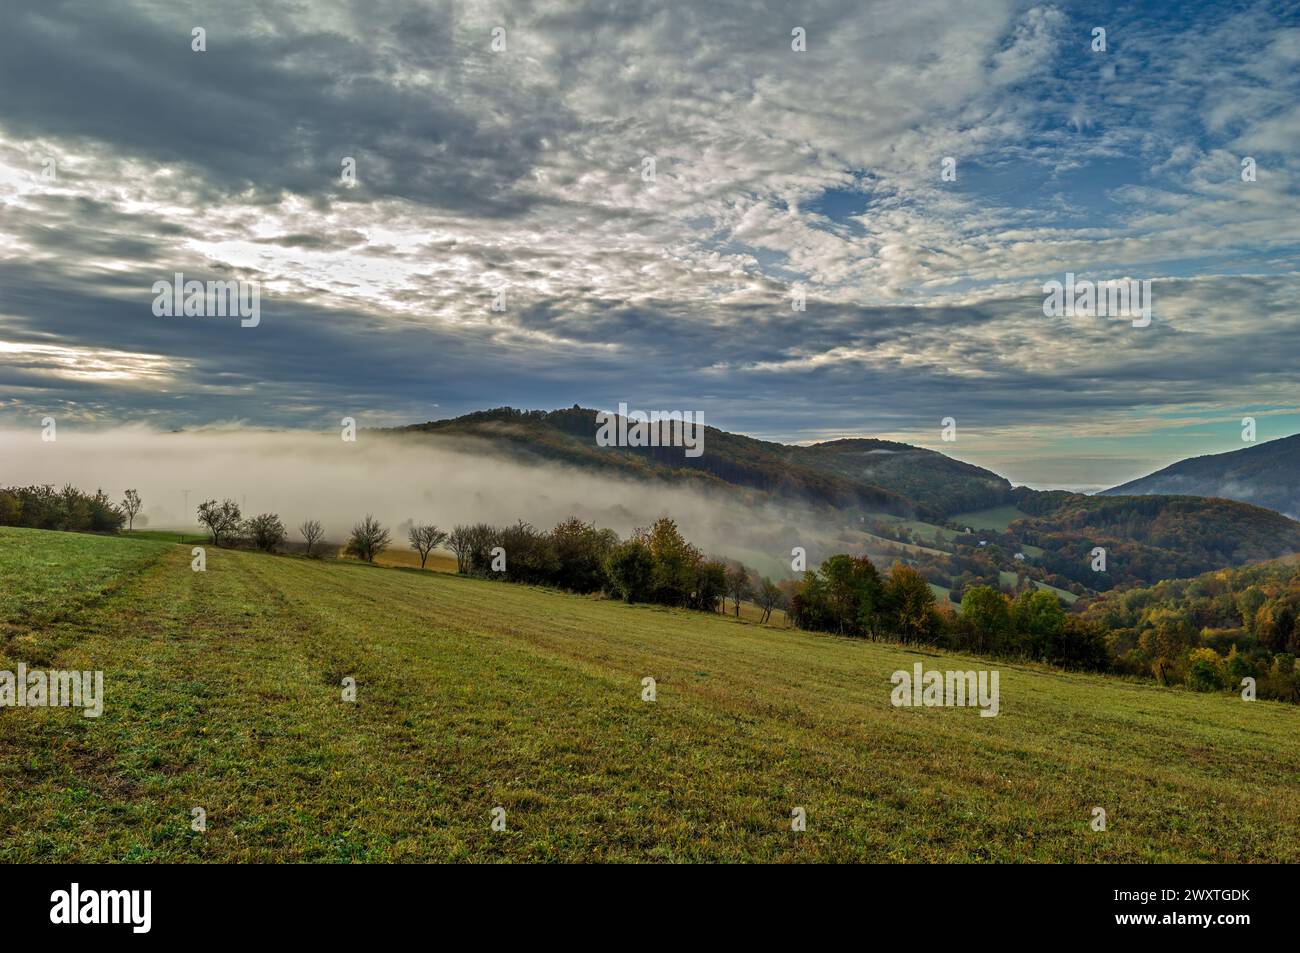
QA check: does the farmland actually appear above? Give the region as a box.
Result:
[1,527,1297,862]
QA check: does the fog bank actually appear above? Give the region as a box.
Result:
[0,427,861,576]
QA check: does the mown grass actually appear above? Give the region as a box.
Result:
[0,526,167,626]
[1,528,1297,862]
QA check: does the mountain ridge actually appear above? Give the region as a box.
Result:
[1102,433,1300,519]
[381,407,1300,596]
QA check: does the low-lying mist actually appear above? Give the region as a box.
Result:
[0,427,860,577]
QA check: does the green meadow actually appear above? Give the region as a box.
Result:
[1,526,1297,862]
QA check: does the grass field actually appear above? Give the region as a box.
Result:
[950,505,1030,533]
[1,526,1298,862]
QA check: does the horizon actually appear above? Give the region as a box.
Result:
[5,404,1298,495]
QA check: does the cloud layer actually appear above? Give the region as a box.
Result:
[1,0,1297,489]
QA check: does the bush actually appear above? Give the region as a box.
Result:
[1186,647,1227,692]
[346,515,390,563]
[604,538,654,603]
[245,513,286,552]
[0,484,125,533]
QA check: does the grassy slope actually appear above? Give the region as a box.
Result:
[1,528,1297,862]
[0,526,167,626]
[950,505,1031,532]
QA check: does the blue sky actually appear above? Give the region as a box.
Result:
[0,0,1297,490]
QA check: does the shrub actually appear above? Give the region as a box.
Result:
[346,515,390,563]
[1186,647,1227,692]
[245,513,286,552]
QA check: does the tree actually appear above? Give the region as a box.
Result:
[958,586,1010,655]
[1010,588,1066,658]
[725,562,752,617]
[245,513,286,552]
[1258,602,1296,654]
[1139,608,1194,684]
[642,518,701,607]
[756,577,785,624]
[463,523,498,574]
[346,515,390,563]
[447,525,472,573]
[197,499,242,547]
[690,559,728,612]
[121,489,142,532]
[495,520,557,583]
[883,562,937,643]
[1186,647,1227,692]
[821,554,882,637]
[604,538,654,603]
[550,518,618,592]
[299,519,324,558]
[408,523,448,569]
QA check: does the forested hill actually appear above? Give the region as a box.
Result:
[390,406,1012,519]
[1102,433,1300,520]
[386,407,1300,592]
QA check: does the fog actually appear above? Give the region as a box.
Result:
[0,427,865,577]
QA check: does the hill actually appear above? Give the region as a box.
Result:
[384,408,1300,595]
[1082,555,1300,686]
[1102,433,1300,519]
[2,526,1297,862]
[391,407,1008,520]
[1004,488,1300,592]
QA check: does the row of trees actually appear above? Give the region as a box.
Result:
[442,516,787,619]
[190,505,787,621]
[0,484,130,533]
[788,553,1110,671]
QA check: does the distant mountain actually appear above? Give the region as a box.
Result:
[391,406,1010,520]
[1101,434,1300,520]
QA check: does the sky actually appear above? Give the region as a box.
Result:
[0,0,1297,491]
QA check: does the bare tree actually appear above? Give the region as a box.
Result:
[756,576,785,624]
[725,562,753,618]
[197,499,242,547]
[121,489,142,532]
[299,519,324,558]
[447,524,472,573]
[408,523,448,569]
[346,515,390,563]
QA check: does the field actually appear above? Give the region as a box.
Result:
[950,505,1030,532]
[1,526,1298,862]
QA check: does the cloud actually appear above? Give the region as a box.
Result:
[0,0,1297,490]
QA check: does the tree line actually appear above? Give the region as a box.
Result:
[0,484,129,533]
[189,501,787,620]
[787,553,1110,671]
[11,484,1298,704]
